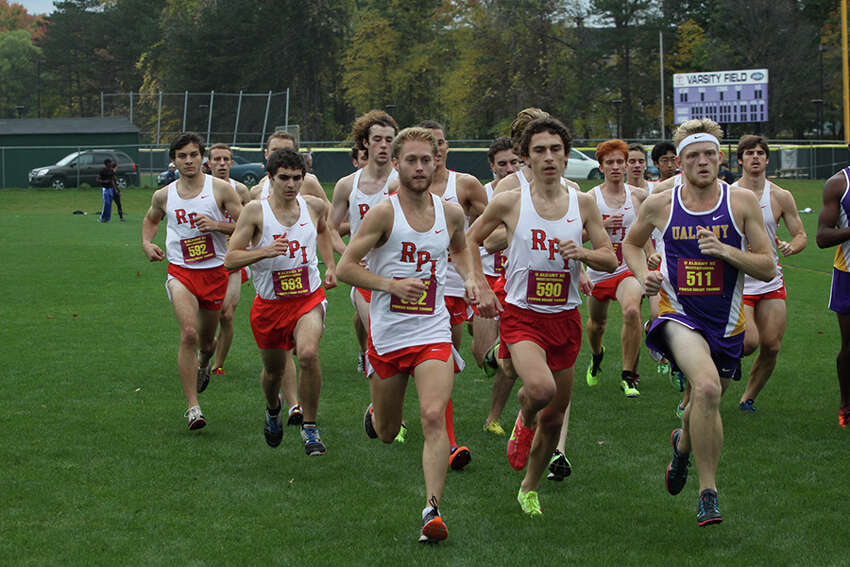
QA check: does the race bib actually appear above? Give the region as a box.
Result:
[526,270,569,306]
[272,266,310,298]
[180,234,215,264]
[676,258,723,295]
[390,277,437,314]
[494,251,506,275]
[612,242,623,264]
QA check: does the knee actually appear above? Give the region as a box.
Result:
[522,380,556,410]
[622,304,641,326]
[219,308,234,326]
[760,338,782,358]
[297,344,319,367]
[180,326,200,348]
[419,404,446,435]
[691,378,721,407]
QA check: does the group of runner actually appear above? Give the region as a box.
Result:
[142,105,850,542]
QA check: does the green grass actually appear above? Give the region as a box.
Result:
[0,181,845,565]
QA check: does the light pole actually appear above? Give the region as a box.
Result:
[611,99,623,138]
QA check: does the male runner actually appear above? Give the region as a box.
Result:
[330,110,399,378]
[141,132,243,429]
[337,127,497,542]
[225,148,336,455]
[622,118,775,526]
[467,117,617,516]
[627,143,656,192]
[207,143,252,376]
[250,130,344,425]
[584,139,651,397]
[419,119,489,469]
[816,149,850,427]
[733,135,807,412]
[652,141,678,182]
[478,137,519,437]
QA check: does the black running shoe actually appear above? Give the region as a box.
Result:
[364,403,378,439]
[301,425,326,456]
[547,450,572,481]
[665,428,689,495]
[482,343,499,378]
[197,365,211,393]
[264,407,283,448]
[697,489,723,526]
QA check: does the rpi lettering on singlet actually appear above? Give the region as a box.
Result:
[602,214,628,240]
[358,203,370,219]
[530,229,569,269]
[174,208,201,229]
[399,241,438,274]
[272,234,309,264]
[670,224,729,240]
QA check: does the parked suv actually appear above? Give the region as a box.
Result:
[28,150,139,189]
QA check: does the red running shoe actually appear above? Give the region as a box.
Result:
[507,410,536,470]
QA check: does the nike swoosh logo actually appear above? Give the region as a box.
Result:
[299,222,309,226]
[712,215,723,221]
[566,218,576,223]
[623,207,631,210]
[761,204,768,208]
[435,229,444,234]
[200,195,208,199]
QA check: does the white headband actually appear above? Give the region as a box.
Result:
[676,133,720,156]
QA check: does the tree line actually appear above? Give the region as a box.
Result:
[0,0,842,141]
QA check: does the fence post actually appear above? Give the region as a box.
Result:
[233,90,243,146]
[156,91,163,146]
[206,90,214,144]
[284,87,290,130]
[2,147,6,189]
[100,91,104,118]
[260,90,272,148]
[182,90,188,133]
[76,146,81,187]
[129,91,133,124]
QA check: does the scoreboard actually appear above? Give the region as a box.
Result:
[673,68,768,124]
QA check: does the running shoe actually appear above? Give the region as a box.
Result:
[675,403,685,419]
[507,411,536,471]
[620,377,640,398]
[586,347,604,386]
[300,425,326,456]
[483,420,506,436]
[840,407,850,428]
[264,407,283,447]
[697,489,723,526]
[547,450,572,481]
[211,367,225,375]
[665,428,690,495]
[418,497,448,543]
[739,399,757,413]
[482,343,499,378]
[185,405,206,430]
[197,365,211,393]
[394,423,407,444]
[671,370,686,392]
[287,404,304,426]
[363,403,378,439]
[517,488,542,517]
[449,446,471,471]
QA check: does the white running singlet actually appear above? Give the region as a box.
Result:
[165,174,228,269]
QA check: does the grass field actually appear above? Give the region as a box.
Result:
[1,180,846,565]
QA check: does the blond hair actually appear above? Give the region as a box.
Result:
[672,118,723,147]
[391,127,437,158]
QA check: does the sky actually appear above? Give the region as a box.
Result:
[16,0,55,15]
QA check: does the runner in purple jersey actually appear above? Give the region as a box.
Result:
[622,118,775,527]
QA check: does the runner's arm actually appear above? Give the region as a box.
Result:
[141,188,167,262]
[816,174,850,248]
